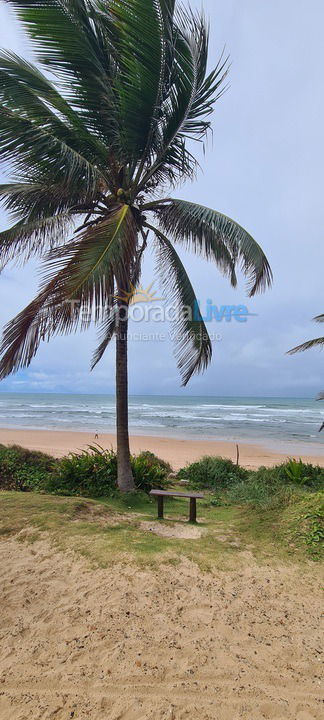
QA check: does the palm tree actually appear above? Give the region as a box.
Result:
[0,0,272,491]
[288,314,324,407]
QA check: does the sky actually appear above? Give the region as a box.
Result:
[0,0,323,397]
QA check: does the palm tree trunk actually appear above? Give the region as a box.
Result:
[116,299,135,492]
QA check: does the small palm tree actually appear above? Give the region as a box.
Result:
[0,0,272,491]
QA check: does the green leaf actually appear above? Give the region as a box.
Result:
[109,0,164,163]
[148,223,212,385]
[137,7,228,189]
[91,305,118,370]
[0,50,111,167]
[5,0,118,142]
[0,213,74,266]
[0,205,137,377]
[164,8,228,141]
[0,182,93,230]
[156,198,272,295]
[0,105,100,195]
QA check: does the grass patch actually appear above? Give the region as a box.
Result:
[1,487,321,571]
[281,492,324,559]
[0,490,244,569]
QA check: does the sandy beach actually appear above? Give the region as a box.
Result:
[0,426,323,469]
[0,535,322,720]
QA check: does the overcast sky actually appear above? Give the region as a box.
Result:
[0,0,323,397]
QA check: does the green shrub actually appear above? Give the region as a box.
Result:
[44,446,118,497]
[179,455,248,490]
[131,451,171,494]
[226,460,323,510]
[0,443,56,492]
[44,446,171,497]
[277,458,324,489]
[0,443,171,497]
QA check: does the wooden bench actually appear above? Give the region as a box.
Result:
[149,489,204,523]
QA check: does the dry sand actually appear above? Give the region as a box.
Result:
[0,427,323,469]
[0,537,323,719]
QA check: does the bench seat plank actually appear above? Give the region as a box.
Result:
[149,489,204,499]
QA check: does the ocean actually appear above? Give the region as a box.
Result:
[0,392,323,453]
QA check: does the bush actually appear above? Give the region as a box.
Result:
[44,446,118,497]
[0,444,56,492]
[178,455,248,490]
[44,446,171,497]
[131,451,171,494]
[275,458,324,489]
[226,460,324,510]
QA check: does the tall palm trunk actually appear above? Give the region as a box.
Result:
[116,299,135,492]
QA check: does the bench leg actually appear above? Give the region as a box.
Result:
[157,495,164,519]
[189,497,197,523]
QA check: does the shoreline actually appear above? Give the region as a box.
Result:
[0,426,323,469]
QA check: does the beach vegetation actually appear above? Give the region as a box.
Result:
[131,450,171,493]
[45,446,119,497]
[47,447,170,496]
[0,443,56,492]
[289,493,324,558]
[0,444,170,497]
[283,457,323,486]
[0,0,272,492]
[178,455,248,490]
[176,455,323,505]
[224,460,324,509]
[175,455,323,558]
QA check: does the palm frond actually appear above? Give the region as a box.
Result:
[288,337,324,354]
[0,213,74,266]
[41,204,137,314]
[288,312,324,355]
[168,8,228,141]
[0,50,111,168]
[137,8,228,189]
[148,223,212,385]
[91,304,118,370]
[155,198,272,295]
[5,0,118,141]
[0,181,97,222]
[0,105,100,195]
[0,205,137,377]
[109,0,164,164]
[0,0,272,386]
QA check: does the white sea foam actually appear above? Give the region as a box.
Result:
[0,392,323,449]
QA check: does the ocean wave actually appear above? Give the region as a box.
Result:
[0,393,323,448]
